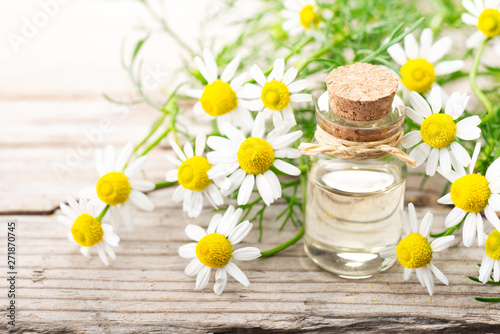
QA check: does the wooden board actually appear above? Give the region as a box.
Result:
[2,0,500,332]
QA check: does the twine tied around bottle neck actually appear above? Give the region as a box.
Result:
[298,126,417,166]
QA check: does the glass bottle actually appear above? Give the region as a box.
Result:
[304,92,407,279]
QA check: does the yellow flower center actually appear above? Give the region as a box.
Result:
[237,137,275,175]
[477,9,500,38]
[400,58,436,93]
[450,174,491,213]
[196,233,233,268]
[261,80,290,111]
[420,113,457,149]
[396,233,433,269]
[71,213,104,247]
[486,230,500,260]
[200,79,238,117]
[96,172,131,206]
[299,5,321,30]
[177,156,212,191]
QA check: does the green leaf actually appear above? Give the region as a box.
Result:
[131,34,150,64]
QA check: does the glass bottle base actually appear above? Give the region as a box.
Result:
[304,235,398,279]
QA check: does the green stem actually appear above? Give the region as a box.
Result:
[358,17,425,64]
[470,38,494,125]
[296,47,330,74]
[138,107,179,157]
[96,205,110,223]
[154,181,177,190]
[260,225,305,258]
[260,171,308,258]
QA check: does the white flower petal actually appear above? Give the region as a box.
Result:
[437,193,453,205]
[185,258,204,277]
[237,174,255,206]
[403,267,413,281]
[494,260,500,282]
[273,159,301,176]
[419,28,433,59]
[185,224,207,242]
[166,169,179,182]
[387,43,407,66]
[231,72,250,91]
[228,221,253,245]
[131,179,155,192]
[124,156,147,178]
[427,37,452,64]
[434,60,464,76]
[256,173,275,206]
[268,58,285,82]
[379,246,397,259]
[401,130,422,148]
[419,211,433,238]
[203,48,218,84]
[450,142,471,167]
[426,148,440,176]
[264,170,282,200]
[470,142,482,174]
[462,212,476,247]
[213,267,228,295]
[405,107,425,125]
[115,143,133,172]
[178,243,197,258]
[275,148,301,159]
[476,212,485,246]
[466,31,487,49]
[287,79,308,93]
[404,33,419,59]
[129,190,154,212]
[221,54,241,83]
[195,266,211,290]
[224,262,250,287]
[103,145,115,173]
[431,235,455,252]
[232,247,261,261]
[282,67,298,86]
[444,206,467,228]
[479,256,494,284]
[408,203,418,234]
[290,94,312,103]
[409,143,431,167]
[250,64,267,86]
[195,133,207,157]
[486,156,500,182]
[439,148,452,173]
[429,86,442,114]
[463,0,480,18]
[430,263,448,285]
[409,92,432,118]
[485,205,500,231]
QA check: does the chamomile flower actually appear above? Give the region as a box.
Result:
[186,49,254,134]
[281,0,322,36]
[79,143,155,230]
[178,206,261,295]
[165,133,229,218]
[387,28,464,95]
[243,58,312,127]
[479,229,500,283]
[379,203,455,295]
[462,0,500,54]
[206,114,303,206]
[57,197,120,266]
[438,143,500,247]
[403,87,481,176]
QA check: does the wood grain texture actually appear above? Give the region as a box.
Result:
[2,1,500,332]
[1,202,500,333]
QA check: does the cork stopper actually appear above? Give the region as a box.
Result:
[326,63,399,121]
